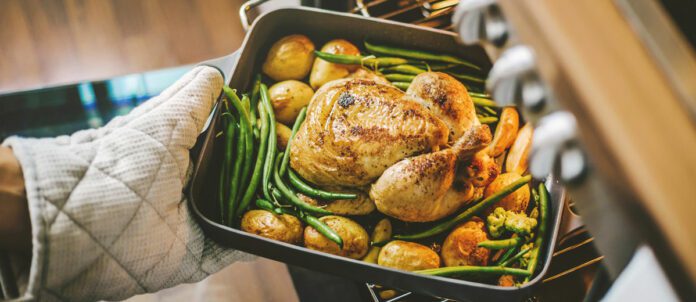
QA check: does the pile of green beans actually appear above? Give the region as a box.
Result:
[364,41,480,71]
[314,51,407,67]
[393,175,532,241]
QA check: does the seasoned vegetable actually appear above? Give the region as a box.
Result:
[262,34,315,81]
[313,51,408,69]
[488,107,519,157]
[505,123,533,174]
[276,122,292,151]
[377,240,440,271]
[381,64,426,75]
[416,266,531,278]
[441,219,490,267]
[268,80,314,125]
[241,210,303,244]
[272,153,332,215]
[364,41,480,70]
[237,103,269,216]
[525,183,550,281]
[289,170,358,200]
[260,84,278,201]
[486,207,538,238]
[363,218,392,263]
[478,236,524,250]
[219,114,235,223]
[484,172,531,215]
[310,39,361,89]
[304,215,369,259]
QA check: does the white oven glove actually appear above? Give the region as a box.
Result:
[2,66,251,302]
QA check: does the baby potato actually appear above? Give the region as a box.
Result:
[310,39,361,89]
[241,210,303,244]
[304,215,369,259]
[269,80,314,125]
[488,107,519,157]
[276,122,293,150]
[378,240,440,271]
[298,192,376,216]
[484,172,530,215]
[362,218,392,263]
[262,34,315,81]
[505,123,533,175]
[441,218,490,267]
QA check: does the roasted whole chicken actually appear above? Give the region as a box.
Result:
[290,72,491,222]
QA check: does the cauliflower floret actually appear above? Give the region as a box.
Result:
[486,207,538,238]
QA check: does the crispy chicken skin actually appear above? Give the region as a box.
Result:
[406,72,479,140]
[290,78,450,187]
[370,125,491,222]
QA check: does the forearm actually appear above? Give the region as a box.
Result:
[0,146,30,251]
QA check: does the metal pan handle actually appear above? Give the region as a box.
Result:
[197,51,240,84]
[240,0,269,31]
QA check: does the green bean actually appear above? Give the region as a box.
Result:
[384,73,415,82]
[288,169,357,200]
[525,182,549,282]
[479,116,499,124]
[314,51,407,67]
[471,97,497,107]
[394,175,532,240]
[382,64,427,75]
[219,114,235,223]
[228,122,244,223]
[482,106,497,116]
[495,245,520,266]
[222,87,254,224]
[249,75,262,137]
[260,83,277,201]
[500,246,532,267]
[391,82,411,91]
[237,103,270,216]
[469,92,491,99]
[300,212,343,248]
[280,107,307,176]
[364,41,481,71]
[478,237,524,250]
[415,266,531,278]
[255,198,275,212]
[446,71,485,84]
[273,153,332,215]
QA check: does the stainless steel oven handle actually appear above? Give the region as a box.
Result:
[240,0,269,31]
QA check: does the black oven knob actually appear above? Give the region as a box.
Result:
[452,0,509,47]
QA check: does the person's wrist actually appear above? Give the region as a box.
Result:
[0,146,31,251]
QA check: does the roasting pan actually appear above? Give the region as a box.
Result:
[188,7,566,302]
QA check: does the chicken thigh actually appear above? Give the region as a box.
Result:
[370,125,492,222]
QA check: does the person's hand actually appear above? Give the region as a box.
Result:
[2,66,250,301]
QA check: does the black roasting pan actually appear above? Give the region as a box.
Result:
[189,7,566,302]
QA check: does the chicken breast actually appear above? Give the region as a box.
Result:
[370,125,491,222]
[406,72,479,140]
[290,78,450,187]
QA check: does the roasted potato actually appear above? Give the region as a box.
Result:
[309,39,361,89]
[304,215,369,259]
[298,192,376,216]
[484,172,530,215]
[488,107,519,157]
[241,210,303,244]
[262,34,315,81]
[505,123,533,174]
[362,218,392,263]
[378,240,440,271]
[269,80,315,125]
[441,218,490,267]
[276,122,293,150]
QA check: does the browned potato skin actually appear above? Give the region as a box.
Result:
[241,210,303,244]
[269,80,314,125]
[378,240,440,271]
[488,107,519,157]
[484,172,530,215]
[309,39,361,89]
[441,218,490,267]
[505,123,533,174]
[262,35,315,81]
[304,215,369,259]
[276,122,292,150]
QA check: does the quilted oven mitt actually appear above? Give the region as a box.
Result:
[2,66,251,302]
